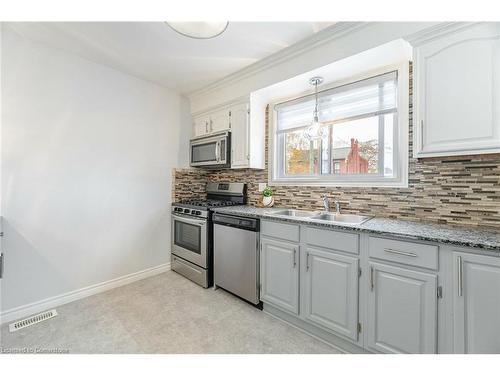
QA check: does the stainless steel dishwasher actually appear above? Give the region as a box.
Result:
[212,213,260,305]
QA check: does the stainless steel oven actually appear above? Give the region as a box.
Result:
[170,182,247,288]
[171,212,208,268]
[190,131,231,168]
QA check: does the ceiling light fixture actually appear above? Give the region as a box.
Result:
[165,22,229,39]
[305,76,326,141]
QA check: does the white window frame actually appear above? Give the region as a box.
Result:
[268,62,409,188]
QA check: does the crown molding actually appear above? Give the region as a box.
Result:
[191,95,249,117]
[404,22,480,46]
[186,22,370,99]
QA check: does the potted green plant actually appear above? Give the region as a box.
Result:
[262,186,274,207]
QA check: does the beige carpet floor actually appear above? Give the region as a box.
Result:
[1,271,341,354]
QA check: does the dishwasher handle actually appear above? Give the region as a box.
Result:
[212,213,259,232]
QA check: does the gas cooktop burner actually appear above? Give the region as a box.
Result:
[177,199,241,208]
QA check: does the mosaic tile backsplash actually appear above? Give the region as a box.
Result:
[173,66,500,229]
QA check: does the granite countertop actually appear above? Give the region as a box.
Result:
[211,206,500,252]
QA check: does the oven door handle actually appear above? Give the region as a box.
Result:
[172,213,207,226]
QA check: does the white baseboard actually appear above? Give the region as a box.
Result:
[0,262,171,325]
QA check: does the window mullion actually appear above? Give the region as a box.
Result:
[377,83,385,177]
[328,125,332,175]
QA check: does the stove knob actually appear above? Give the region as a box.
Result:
[194,211,201,215]
[184,209,190,213]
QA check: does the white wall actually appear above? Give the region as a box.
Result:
[1,27,190,317]
[0,23,3,315]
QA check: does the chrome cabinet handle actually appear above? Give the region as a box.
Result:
[384,248,418,258]
[293,248,296,268]
[0,253,4,279]
[370,266,374,291]
[457,256,463,297]
[205,121,208,134]
[210,119,213,132]
[306,252,310,271]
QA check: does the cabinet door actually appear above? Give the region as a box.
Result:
[193,115,209,137]
[453,252,500,353]
[302,247,359,340]
[260,237,299,314]
[230,103,250,168]
[414,23,500,157]
[367,262,437,353]
[209,109,230,133]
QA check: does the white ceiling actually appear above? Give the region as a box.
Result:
[6,22,334,94]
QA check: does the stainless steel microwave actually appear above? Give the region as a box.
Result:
[190,131,231,168]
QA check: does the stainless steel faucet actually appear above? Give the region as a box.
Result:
[322,195,341,214]
[322,195,330,212]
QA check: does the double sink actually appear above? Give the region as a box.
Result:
[271,209,372,225]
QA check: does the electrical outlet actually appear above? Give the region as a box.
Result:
[258,183,267,192]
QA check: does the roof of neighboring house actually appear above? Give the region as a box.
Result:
[331,147,350,161]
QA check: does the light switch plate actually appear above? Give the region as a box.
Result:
[258,183,267,192]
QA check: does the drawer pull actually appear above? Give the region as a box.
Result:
[384,248,418,258]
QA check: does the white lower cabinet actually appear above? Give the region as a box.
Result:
[366,262,437,354]
[452,252,500,353]
[260,222,500,354]
[260,237,299,314]
[302,246,359,340]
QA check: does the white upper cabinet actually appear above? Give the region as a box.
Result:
[191,100,264,169]
[229,101,264,169]
[193,115,210,138]
[209,108,231,133]
[413,22,500,158]
[192,110,229,138]
[230,103,250,168]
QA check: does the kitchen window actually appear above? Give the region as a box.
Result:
[269,65,409,187]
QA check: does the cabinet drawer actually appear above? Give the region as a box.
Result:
[305,227,359,255]
[261,220,300,242]
[369,237,438,270]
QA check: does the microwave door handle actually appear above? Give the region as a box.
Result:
[215,141,221,162]
[219,139,226,163]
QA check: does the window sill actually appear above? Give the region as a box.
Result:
[268,178,408,189]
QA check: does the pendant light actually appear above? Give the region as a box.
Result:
[305,76,326,141]
[166,22,229,39]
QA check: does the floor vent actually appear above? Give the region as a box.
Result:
[9,309,58,333]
